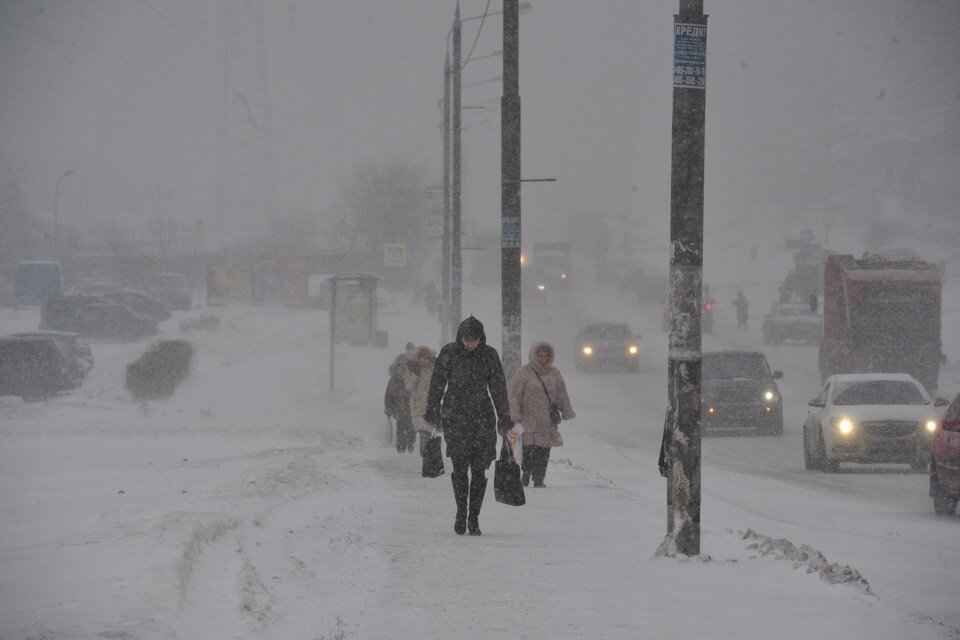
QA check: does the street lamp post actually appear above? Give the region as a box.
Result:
[441,52,452,343]
[53,168,76,258]
[450,2,463,340]
[500,0,522,380]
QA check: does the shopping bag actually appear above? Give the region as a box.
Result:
[494,438,525,506]
[421,436,445,478]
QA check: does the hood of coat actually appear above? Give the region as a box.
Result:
[455,316,487,349]
[528,341,555,370]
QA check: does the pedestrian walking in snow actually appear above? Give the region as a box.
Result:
[385,368,415,453]
[733,290,750,329]
[508,342,576,488]
[404,346,437,457]
[424,316,513,536]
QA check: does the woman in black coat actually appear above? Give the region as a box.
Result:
[424,316,513,536]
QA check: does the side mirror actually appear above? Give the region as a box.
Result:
[772,371,783,379]
[934,397,950,407]
[808,399,825,408]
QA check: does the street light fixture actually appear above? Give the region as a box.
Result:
[54,168,76,258]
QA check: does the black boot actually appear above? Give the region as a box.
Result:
[521,470,530,487]
[467,473,487,536]
[452,462,469,535]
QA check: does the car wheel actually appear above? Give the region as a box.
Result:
[817,427,838,472]
[930,462,958,515]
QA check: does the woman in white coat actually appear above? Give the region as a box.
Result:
[508,342,575,487]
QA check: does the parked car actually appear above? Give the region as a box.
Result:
[102,291,172,321]
[575,322,641,372]
[701,350,783,435]
[930,392,960,515]
[9,331,93,387]
[40,295,103,331]
[73,302,159,341]
[763,302,821,345]
[803,373,946,472]
[147,273,192,310]
[71,281,123,297]
[0,336,73,399]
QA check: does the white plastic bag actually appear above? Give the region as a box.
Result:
[510,424,525,463]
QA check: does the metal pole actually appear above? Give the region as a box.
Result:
[442,53,452,344]
[450,2,463,339]
[666,0,707,557]
[500,0,521,380]
[330,278,337,392]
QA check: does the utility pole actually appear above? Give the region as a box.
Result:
[500,0,521,379]
[441,53,452,344]
[450,3,463,340]
[665,0,707,557]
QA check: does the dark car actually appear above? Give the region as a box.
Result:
[931,392,960,515]
[701,351,783,435]
[102,291,172,321]
[73,302,159,341]
[763,303,820,345]
[0,337,73,399]
[9,331,93,388]
[40,294,103,331]
[575,322,641,372]
[147,273,192,311]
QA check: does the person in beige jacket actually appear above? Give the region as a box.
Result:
[508,341,576,487]
[404,346,437,457]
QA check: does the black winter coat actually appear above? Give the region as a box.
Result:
[425,316,511,464]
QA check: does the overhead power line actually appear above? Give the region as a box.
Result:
[461,0,492,68]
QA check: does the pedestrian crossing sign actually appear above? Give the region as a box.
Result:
[383,243,408,268]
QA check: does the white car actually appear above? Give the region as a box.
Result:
[802,373,948,472]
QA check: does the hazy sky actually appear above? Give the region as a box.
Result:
[1,1,957,254]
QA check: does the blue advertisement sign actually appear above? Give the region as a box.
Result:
[673,23,707,90]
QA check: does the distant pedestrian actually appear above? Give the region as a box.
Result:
[508,342,576,488]
[405,346,437,457]
[424,316,513,536]
[733,290,750,329]
[385,366,415,453]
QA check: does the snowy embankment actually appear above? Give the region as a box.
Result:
[1,291,957,639]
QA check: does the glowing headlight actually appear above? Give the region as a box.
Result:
[925,420,938,433]
[707,407,716,414]
[764,390,775,401]
[537,284,546,291]
[837,417,855,435]
[628,345,639,355]
[560,273,568,279]
[582,346,593,356]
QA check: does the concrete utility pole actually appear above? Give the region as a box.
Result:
[442,52,452,344]
[450,2,463,340]
[500,0,522,380]
[666,0,707,557]
[53,168,75,259]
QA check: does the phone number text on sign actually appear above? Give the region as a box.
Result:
[673,23,707,90]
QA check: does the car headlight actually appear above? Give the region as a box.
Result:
[707,406,716,414]
[582,346,593,356]
[628,344,639,355]
[537,284,546,291]
[925,419,938,433]
[560,273,568,279]
[763,390,776,402]
[835,417,855,435]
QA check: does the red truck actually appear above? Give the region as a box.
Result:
[819,254,942,392]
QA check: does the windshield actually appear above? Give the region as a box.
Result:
[703,353,771,379]
[582,325,632,339]
[832,380,927,405]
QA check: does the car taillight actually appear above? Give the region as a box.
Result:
[705,303,712,311]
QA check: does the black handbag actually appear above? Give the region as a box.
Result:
[421,436,445,478]
[531,367,563,425]
[494,437,526,506]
